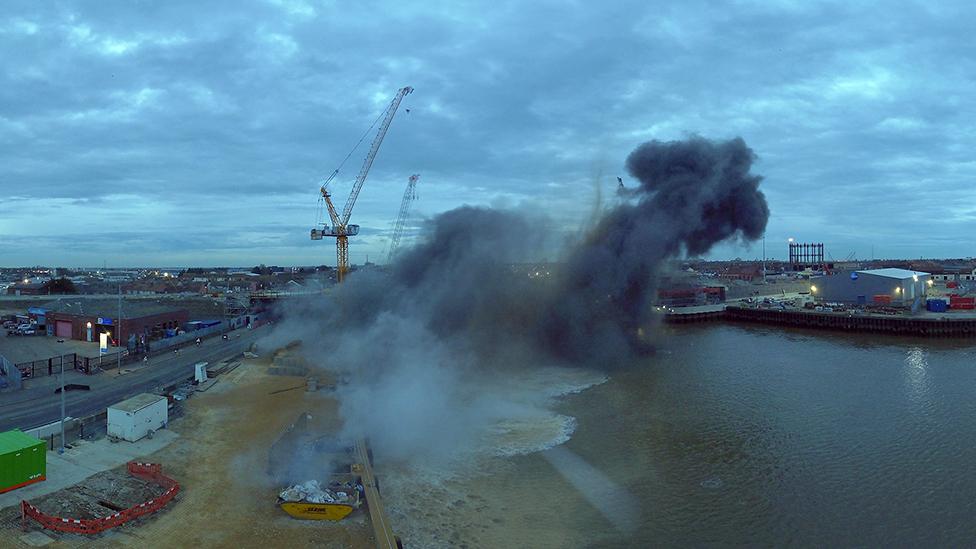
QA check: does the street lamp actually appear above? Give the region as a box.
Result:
[762,234,767,284]
[57,338,65,454]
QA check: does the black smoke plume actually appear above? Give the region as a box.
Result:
[265,136,769,460]
[542,136,769,362]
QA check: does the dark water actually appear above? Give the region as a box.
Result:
[563,323,976,546]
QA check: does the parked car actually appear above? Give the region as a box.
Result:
[11,323,37,336]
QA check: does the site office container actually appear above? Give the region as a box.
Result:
[950,296,975,310]
[873,295,892,304]
[0,430,46,494]
[107,393,168,442]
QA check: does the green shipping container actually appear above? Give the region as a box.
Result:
[0,429,46,494]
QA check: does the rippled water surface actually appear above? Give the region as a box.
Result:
[387,324,976,547]
[562,324,976,546]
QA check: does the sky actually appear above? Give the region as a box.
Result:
[0,0,974,267]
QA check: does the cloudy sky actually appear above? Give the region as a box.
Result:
[1,0,973,267]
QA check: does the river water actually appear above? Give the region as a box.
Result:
[385,323,976,547]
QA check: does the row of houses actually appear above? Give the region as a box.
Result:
[5,269,333,297]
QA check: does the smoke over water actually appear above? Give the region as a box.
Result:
[263,136,769,465]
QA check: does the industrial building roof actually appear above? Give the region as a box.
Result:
[39,299,186,319]
[857,268,930,280]
[109,393,166,413]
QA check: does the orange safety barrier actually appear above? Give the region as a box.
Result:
[21,461,180,535]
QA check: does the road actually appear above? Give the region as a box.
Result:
[0,325,269,432]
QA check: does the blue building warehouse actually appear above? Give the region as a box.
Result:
[813,268,931,306]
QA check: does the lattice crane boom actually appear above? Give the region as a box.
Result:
[310,86,413,283]
[387,174,420,262]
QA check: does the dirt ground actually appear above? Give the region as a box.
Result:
[0,467,167,530]
[2,352,375,548]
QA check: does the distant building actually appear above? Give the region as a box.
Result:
[813,268,930,306]
[716,265,762,282]
[42,299,189,350]
[658,286,726,306]
[6,282,49,296]
[928,267,976,283]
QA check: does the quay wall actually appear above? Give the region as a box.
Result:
[665,306,976,337]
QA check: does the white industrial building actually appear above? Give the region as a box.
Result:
[813,268,931,306]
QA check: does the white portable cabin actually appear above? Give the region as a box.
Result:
[107,393,168,442]
[194,362,208,383]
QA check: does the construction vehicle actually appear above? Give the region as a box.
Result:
[386,174,420,262]
[311,86,413,282]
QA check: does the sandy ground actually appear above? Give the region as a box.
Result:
[0,354,375,548]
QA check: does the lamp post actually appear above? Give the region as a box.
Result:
[118,284,123,373]
[762,234,766,284]
[57,338,65,454]
[787,237,795,271]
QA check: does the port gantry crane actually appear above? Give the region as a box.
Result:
[386,174,420,262]
[311,86,413,283]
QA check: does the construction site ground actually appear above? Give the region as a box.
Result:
[0,353,375,548]
[0,431,179,511]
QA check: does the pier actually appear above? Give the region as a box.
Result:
[354,439,400,549]
[665,305,976,337]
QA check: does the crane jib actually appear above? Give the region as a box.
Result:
[339,86,413,226]
[387,174,420,261]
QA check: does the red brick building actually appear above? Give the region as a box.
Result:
[42,299,188,350]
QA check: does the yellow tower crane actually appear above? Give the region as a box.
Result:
[311,86,413,282]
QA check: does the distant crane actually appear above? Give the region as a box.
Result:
[387,174,420,262]
[311,86,413,282]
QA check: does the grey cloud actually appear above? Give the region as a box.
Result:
[1,0,975,265]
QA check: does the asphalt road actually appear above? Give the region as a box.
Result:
[0,325,269,432]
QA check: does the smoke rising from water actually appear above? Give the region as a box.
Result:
[263,136,769,463]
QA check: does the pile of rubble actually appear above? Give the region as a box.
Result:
[279,480,356,504]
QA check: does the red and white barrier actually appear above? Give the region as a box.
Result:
[21,461,180,535]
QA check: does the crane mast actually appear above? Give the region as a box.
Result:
[387,174,420,262]
[311,86,413,282]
